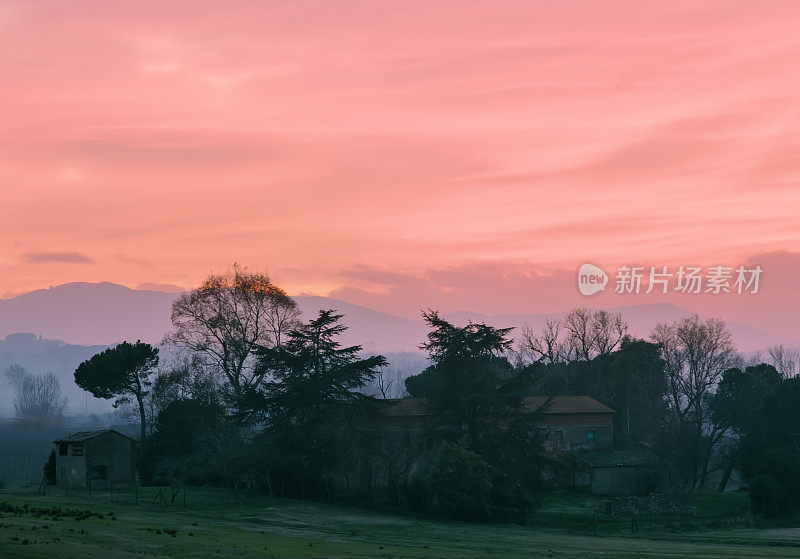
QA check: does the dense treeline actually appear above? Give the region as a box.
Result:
[71,265,800,521]
[404,311,545,520]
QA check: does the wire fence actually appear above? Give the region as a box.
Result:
[28,481,268,509]
[0,456,47,487]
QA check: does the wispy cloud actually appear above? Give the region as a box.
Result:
[23,251,94,264]
[328,252,800,340]
[1,0,799,322]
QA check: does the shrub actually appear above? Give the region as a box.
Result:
[402,462,432,513]
[749,475,786,518]
[429,443,492,521]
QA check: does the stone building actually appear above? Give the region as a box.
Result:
[53,429,136,488]
[572,450,661,495]
[524,396,615,451]
[378,396,659,495]
[379,395,615,451]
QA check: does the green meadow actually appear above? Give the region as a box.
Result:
[1,486,799,558]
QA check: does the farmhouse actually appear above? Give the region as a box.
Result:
[379,396,659,495]
[379,396,615,451]
[525,396,615,452]
[53,429,136,488]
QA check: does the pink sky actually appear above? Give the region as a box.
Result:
[1,1,800,336]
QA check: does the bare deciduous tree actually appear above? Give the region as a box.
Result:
[369,366,409,399]
[518,308,628,364]
[14,372,67,421]
[565,308,628,360]
[651,315,736,424]
[165,264,300,411]
[364,352,425,398]
[4,364,28,393]
[563,307,595,361]
[518,317,564,364]
[590,310,628,356]
[768,344,800,378]
[374,367,395,399]
[651,315,736,488]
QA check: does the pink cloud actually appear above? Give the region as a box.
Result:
[0,0,798,335]
[327,252,800,340]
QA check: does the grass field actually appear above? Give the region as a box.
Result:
[1,486,799,558]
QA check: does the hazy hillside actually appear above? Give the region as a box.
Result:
[0,284,430,352]
[294,296,429,353]
[0,282,179,346]
[0,333,112,417]
[1,282,797,361]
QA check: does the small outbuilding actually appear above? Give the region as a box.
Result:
[53,430,136,488]
[572,450,661,495]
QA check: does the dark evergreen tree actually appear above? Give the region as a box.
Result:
[710,364,783,491]
[405,310,521,444]
[74,341,158,440]
[405,311,545,517]
[740,376,800,515]
[257,310,386,495]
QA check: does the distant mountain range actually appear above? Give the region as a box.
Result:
[0,282,178,347]
[1,282,797,354]
[1,281,798,417]
[0,283,429,352]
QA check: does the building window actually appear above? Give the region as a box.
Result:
[59,443,68,456]
[71,443,84,456]
[89,465,107,480]
[587,430,595,443]
[554,430,564,449]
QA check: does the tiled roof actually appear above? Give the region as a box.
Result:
[525,396,616,414]
[381,396,615,417]
[575,450,655,467]
[54,429,134,443]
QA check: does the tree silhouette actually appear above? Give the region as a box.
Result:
[165,263,299,419]
[75,341,159,440]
